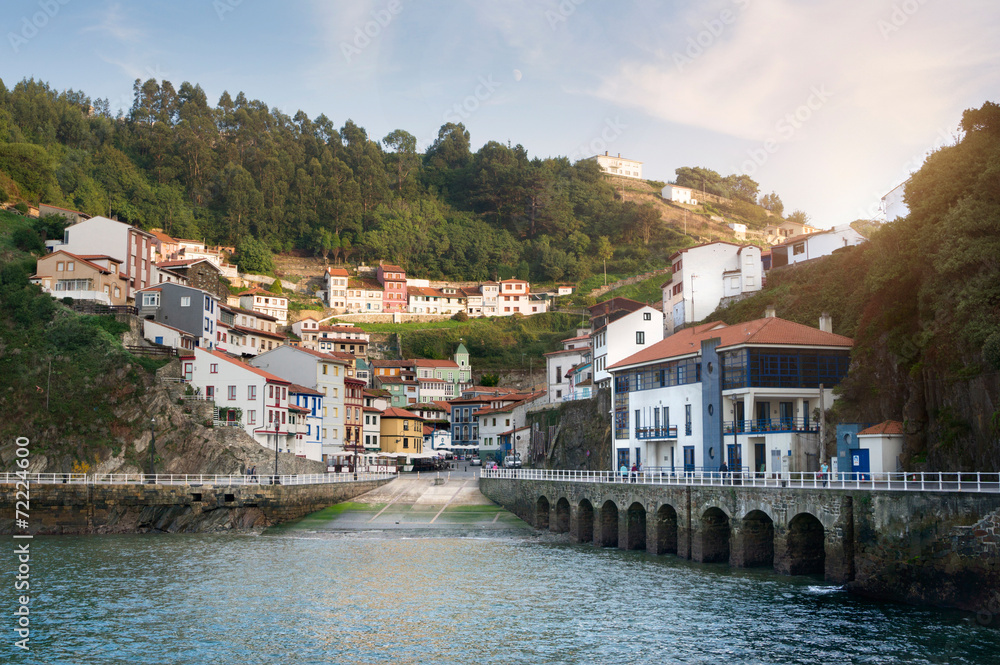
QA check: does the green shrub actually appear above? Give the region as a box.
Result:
[15,202,28,214]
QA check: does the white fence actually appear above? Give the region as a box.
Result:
[480,469,1000,493]
[0,472,397,486]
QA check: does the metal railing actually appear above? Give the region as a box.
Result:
[0,472,397,486]
[724,418,818,434]
[480,469,1000,493]
[635,425,678,440]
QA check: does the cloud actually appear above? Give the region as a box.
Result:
[80,2,145,44]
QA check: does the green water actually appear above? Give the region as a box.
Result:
[3,503,999,664]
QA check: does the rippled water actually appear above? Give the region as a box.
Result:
[4,528,999,664]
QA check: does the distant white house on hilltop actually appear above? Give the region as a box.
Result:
[882,180,910,221]
[661,184,697,205]
[589,151,643,179]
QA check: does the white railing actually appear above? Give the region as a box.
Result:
[0,472,397,486]
[479,469,1000,493]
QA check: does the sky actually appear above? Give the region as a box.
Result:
[2,0,999,229]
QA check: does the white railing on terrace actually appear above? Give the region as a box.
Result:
[480,469,1000,493]
[0,472,397,486]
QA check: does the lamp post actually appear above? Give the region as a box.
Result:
[272,428,279,485]
[148,416,156,481]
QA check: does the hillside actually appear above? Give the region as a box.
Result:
[0,77,782,291]
[708,102,1000,471]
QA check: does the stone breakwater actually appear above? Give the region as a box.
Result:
[480,478,1000,616]
[0,478,394,535]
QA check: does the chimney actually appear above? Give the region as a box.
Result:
[617,153,621,158]
[819,312,833,333]
[764,305,776,318]
[605,151,609,156]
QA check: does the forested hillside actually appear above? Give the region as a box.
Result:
[709,102,1000,471]
[0,77,717,283]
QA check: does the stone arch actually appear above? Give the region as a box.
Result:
[785,512,826,576]
[597,500,619,548]
[554,497,571,533]
[536,496,550,530]
[575,499,594,544]
[737,509,774,568]
[624,502,647,551]
[695,506,730,563]
[655,504,678,555]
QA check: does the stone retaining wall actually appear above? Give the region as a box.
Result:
[0,478,393,535]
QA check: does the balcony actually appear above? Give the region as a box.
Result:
[635,425,678,440]
[724,417,818,435]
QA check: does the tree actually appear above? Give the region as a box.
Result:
[480,373,500,387]
[268,278,283,294]
[234,237,274,275]
[759,191,784,216]
[382,129,420,194]
[786,210,811,227]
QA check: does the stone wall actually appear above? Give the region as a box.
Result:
[480,477,1000,613]
[0,477,393,535]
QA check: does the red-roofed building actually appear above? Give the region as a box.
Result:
[856,420,905,477]
[181,347,295,453]
[377,264,407,312]
[325,267,350,310]
[346,278,383,313]
[238,287,289,325]
[608,315,853,476]
[379,407,424,454]
[32,250,129,306]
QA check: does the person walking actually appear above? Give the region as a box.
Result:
[630,462,637,483]
[719,460,729,485]
[619,464,628,482]
[820,460,829,487]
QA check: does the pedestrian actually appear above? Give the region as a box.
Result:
[719,460,729,485]
[820,461,829,487]
[619,464,628,482]
[250,465,257,481]
[630,462,637,483]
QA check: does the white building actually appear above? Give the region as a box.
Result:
[362,390,390,453]
[325,267,350,310]
[589,298,665,390]
[544,333,591,403]
[662,242,763,336]
[250,346,351,465]
[608,316,852,475]
[181,347,294,452]
[481,282,499,316]
[238,287,289,325]
[770,224,867,269]
[218,305,284,357]
[52,215,156,297]
[662,184,696,205]
[728,222,747,240]
[475,391,547,464]
[881,180,909,221]
[589,151,643,179]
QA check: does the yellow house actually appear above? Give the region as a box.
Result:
[379,407,424,454]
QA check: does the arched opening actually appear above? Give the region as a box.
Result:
[598,500,619,548]
[554,497,571,533]
[698,507,730,563]
[739,510,774,568]
[656,504,678,555]
[536,496,550,530]
[576,499,594,544]
[625,502,647,550]
[786,513,825,576]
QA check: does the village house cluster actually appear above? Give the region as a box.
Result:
[27,204,887,477]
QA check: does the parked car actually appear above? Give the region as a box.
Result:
[470,457,482,466]
[503,455,522,468]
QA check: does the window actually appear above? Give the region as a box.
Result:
[333,408,339,418]
[323,364,328,375]
[403,420,409,431]
[56,261,64,271]
[142,292,160,308]
[644,312,652,321]
[636,331,645,345]
[67,261,74,272]
[793,243,806,255]
[248,410,256,424]
[210,363,218,374]
[206,386,215,399]
[227,385,236,400]
[248,385,256,400]
[181,296,191,307]
[281,411,286,424]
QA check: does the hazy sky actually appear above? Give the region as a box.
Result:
[3,0,999,228]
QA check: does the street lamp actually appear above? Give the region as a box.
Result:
[148,416,156,480]
[272,428,280,485]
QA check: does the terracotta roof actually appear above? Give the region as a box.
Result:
[412,359,459,368]
[149,230,176,243]
[381,407,422,420]
[156,258,218,269]
[379,264,404,272]
[432,400,452,414]
[41,250,118,275]
[288,404,310,413]
[348,278,383,290]
[205,349,290,385]
[588,297,646,315]
[233,325,286,340]
[326,267,349,276]
[284,346,349,363]
[225,305,278,322]
[859,421,904,436]
[407,286,446,298]
[288,383,323,396]
[609,317,853,370]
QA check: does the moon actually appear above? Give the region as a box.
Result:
[513,69,523,82]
